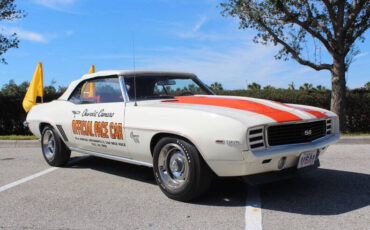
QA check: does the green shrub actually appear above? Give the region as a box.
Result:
[0,93,62,135]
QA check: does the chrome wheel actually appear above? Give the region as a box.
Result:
[42,130,56,161]
[158,143,189,192]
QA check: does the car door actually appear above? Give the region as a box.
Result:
[65,76,130,158]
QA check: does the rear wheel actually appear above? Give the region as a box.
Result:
[153,137,213,201]
[41,125,70,166]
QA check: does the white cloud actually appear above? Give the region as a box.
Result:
[0,27,73,43]
[139,42,331,89]
[355,52,368,58]
[192,16,207,33]
[32,0,76,11]
[175,16,247,42]
[1,27,47,43]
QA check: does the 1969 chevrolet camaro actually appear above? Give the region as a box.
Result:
[25,70,340,201]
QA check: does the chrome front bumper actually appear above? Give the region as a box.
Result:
[208,133,340,177]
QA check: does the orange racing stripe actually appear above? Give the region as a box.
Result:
[164,96,302,123]
[282,104,327,118]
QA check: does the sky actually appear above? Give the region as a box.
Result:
[0,0,369,90]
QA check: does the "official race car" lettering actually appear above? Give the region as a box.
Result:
[72,120,123,140]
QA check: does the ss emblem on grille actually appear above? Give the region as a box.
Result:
[304,129,312,136]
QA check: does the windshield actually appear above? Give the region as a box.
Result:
[123,75,213,100]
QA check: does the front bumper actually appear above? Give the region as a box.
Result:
[243,159,320,185]
[207,133,340,177]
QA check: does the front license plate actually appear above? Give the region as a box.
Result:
[297,151,317,169]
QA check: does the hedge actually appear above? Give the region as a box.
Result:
[0,93,62,135]
[0,89,368,135]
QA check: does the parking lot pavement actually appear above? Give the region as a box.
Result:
[0,148,246,230]
[261,144,370,230]
[0,144,369,230]
[0,147,49,186]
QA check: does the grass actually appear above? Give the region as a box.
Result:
[341,133,370,137]
[0,135,39,140]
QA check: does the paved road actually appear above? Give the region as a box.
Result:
[0,144,369,230]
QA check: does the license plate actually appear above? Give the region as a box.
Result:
[297,151,317,169]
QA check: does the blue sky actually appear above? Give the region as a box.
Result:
[0,0,369,89]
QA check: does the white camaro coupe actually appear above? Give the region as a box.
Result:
[25,70,340,201]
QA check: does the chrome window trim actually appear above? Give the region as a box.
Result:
[119,74,214,102]
[193,76,215,95]
[68,75,124,104]
[119,75,130,102]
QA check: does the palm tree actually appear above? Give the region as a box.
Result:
[299,83,313,91]
[247,82,261,90]
[288,82,295,90]
[210,82,224,92]
[316,85,327,91]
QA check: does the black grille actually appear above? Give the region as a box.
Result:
[268,120,326,146]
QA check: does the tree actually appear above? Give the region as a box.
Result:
[0,0,25,64]
[263,85,275,90]
[288,82,295,90]
[365,82,370,90]
[210,82,224,92]
[299,83,314,90]
[0,80,28,97]
[44,86,57,95]
[221,0,369,131]
[0,80,67,97]
[316,85,327,91]
[248,82,261,90]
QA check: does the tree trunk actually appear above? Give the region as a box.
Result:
[330,55,346,132]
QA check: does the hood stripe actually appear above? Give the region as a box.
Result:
[283,104,327,118]
[272,101,327,119]
[164,96,302,123]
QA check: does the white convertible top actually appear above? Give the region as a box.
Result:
[80,70,196,80]
[58,70,197,100]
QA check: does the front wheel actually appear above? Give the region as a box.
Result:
[153,137,213,201]
[41,125,71,166]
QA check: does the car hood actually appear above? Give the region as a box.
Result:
[140,95,333,125]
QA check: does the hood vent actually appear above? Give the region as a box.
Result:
[248,127,265,150]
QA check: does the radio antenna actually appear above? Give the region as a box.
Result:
[132,33,137,106]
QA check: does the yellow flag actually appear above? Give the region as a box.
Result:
[22,62,43,112]
[89,64,95,74]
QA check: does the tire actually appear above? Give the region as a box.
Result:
[153,137,213,201]
[41,125,71,167]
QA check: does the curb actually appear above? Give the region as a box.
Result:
[0,137,369,148]
[0,140,40,148]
